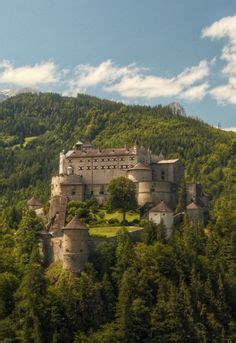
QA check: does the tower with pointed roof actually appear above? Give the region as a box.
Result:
[149,200,174,236]
[62,216,89,273]
[186,201,204,225]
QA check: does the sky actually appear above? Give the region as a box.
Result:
[0,0,236,129]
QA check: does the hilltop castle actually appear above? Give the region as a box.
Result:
[34,141,208,274]
[50,141,184,210]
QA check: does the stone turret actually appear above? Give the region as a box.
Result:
[186,201,204,225]
[27,196,42,210]
[62,216,89,274]
[149,200,174,236]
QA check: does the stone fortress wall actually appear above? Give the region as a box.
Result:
[33,140,208,274]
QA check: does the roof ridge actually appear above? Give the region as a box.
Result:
[150,200,172,212]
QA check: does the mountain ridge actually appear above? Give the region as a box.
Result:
[0,92,234,206]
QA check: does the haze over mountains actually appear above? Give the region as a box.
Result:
[0,88,37,102]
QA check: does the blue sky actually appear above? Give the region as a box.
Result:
[0,0,236,128]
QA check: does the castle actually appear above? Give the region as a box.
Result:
[50,141,184,208]
[33,141,208,274]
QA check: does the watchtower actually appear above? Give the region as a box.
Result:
[62,216,89,274]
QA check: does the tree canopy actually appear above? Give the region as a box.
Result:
[107,177,137,222]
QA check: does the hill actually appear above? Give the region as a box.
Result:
[0,92,235,341]
[0,92,235,206]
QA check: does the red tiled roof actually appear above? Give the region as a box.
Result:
[27,197,42,207]
[64,216,88,230]
[186,202,201,210]
[150,200,172,213]
[66,147,137,158]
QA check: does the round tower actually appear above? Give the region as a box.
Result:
[128,162,152,182]
[62,216,89,274]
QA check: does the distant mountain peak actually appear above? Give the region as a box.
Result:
[167,102,186,116]
[0,88,38,102]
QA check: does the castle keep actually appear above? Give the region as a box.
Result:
[50,141,184,211]
[36,141,208,274]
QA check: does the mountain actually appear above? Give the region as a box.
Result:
[0,88,37,102]
[0,92,234,205]
[0,92,235,342]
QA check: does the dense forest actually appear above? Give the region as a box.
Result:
[0,93,235,342]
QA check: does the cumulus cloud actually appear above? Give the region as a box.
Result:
[179,83,209,101]
[71,60,139,88]
[68,59,210,101]
[0,60,59,87]
[202,15,236,104]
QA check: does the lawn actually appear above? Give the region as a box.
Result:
[89,226,143,237]
[23,136,38,147]
[8,136,38,149]
[98,209,140,222]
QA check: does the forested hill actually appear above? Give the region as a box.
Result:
[0,93,235,342]
[0,92,235,205]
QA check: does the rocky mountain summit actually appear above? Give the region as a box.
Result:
[168,102,186,116]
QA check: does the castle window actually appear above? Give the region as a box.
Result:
[87,166,91,170]
[101,166,105,169]
[107,158,110,161]
[161,171,165,180]
[120,157,124,161]
[79,159,83,162]
[71,189,76,195]
[113,165,117,169]
[99,185,105,194]
[88,159,91,162]
[78,166,83,170]
[113,158,117,161]
[107,165,111,169]
[93,158,98,162]
[101,158,105,162]
[130,156,135,160]
[93,166,98,170]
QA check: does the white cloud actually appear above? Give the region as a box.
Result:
[203,15,236,75]
[68,59,210,101]
[71,60,139,88]
[202,15,236,104]
[210,77,236,104]
[0,60,59,87]
[179,83,209,101]
[222,127,236,132]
